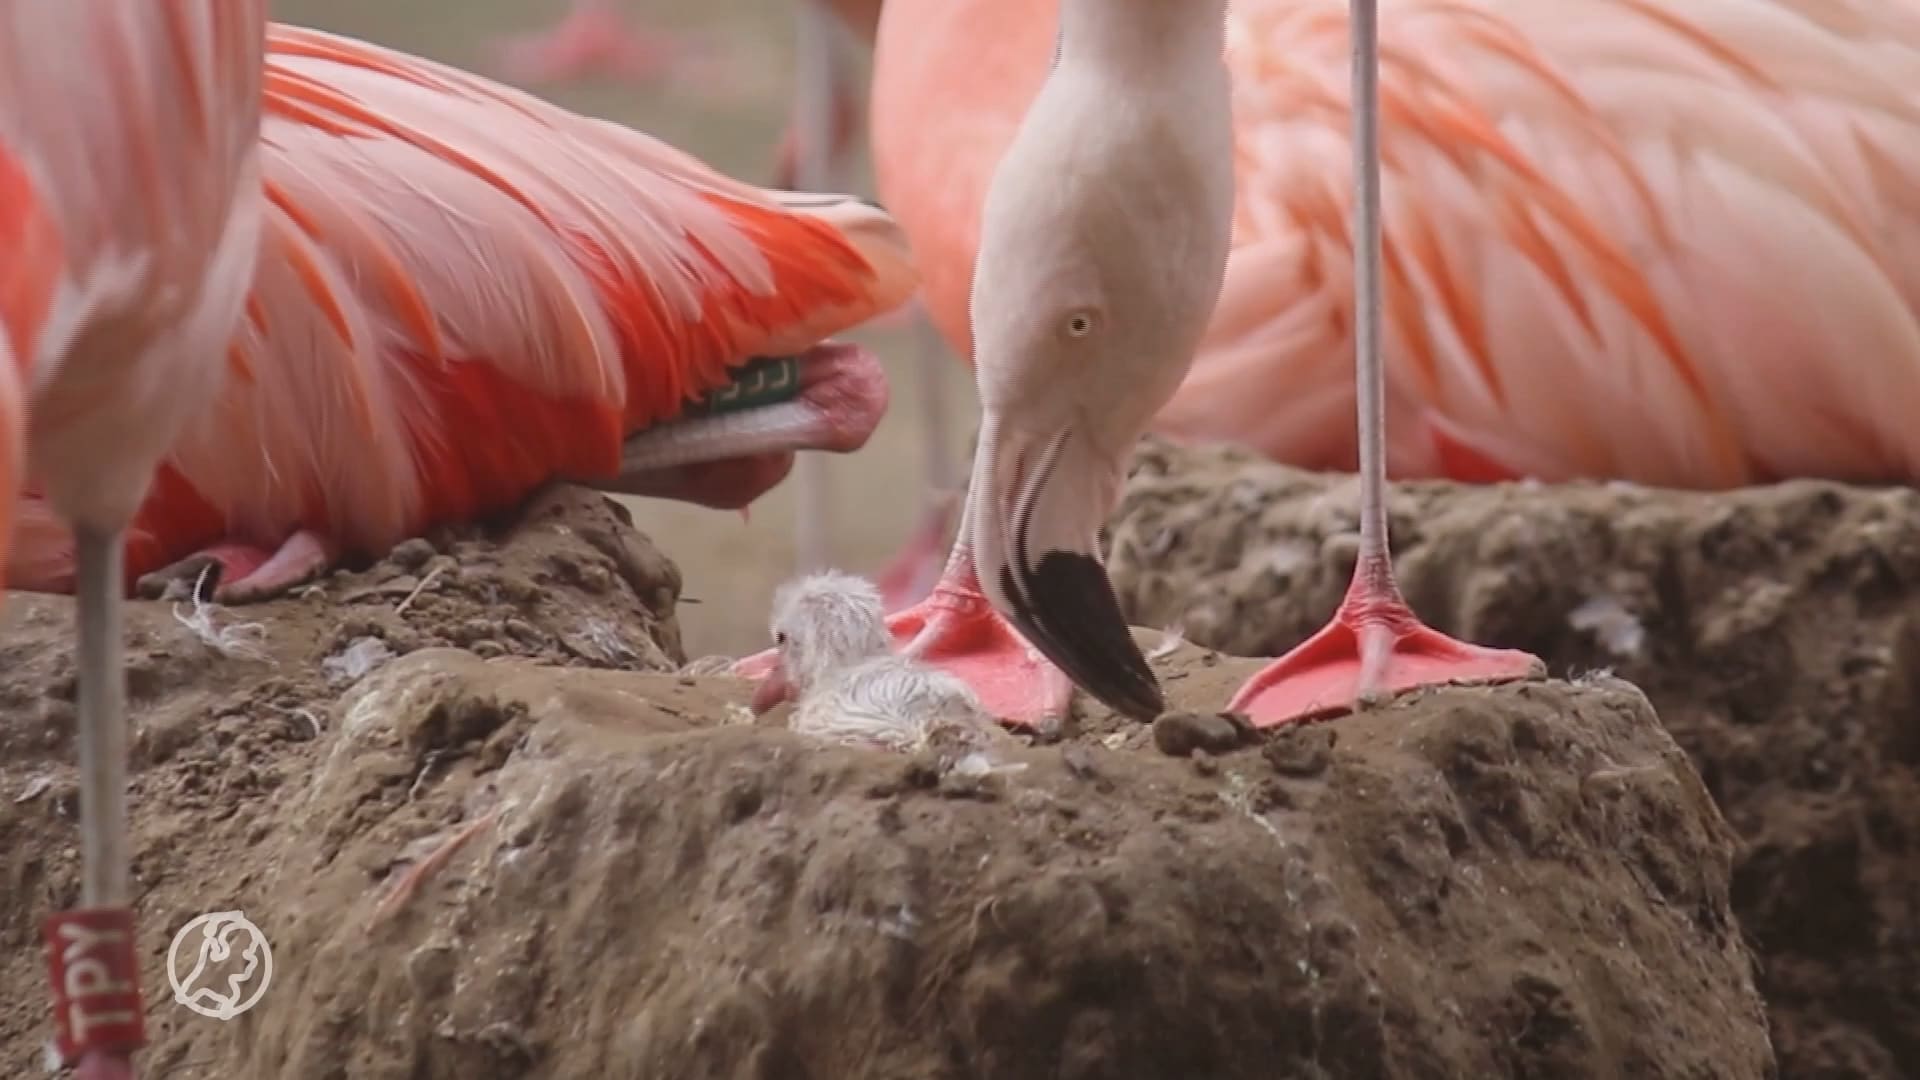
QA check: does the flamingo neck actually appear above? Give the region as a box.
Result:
[1056,0,1228,74]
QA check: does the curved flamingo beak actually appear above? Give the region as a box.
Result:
[952,0,1234,726]
[747,653,793,714]
[971,418,1163,722]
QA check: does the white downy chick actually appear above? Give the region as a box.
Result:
[768,570,1001,759]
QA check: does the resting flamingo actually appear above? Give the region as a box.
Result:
[0,3,267,1078]
[744,0,1920,727]
[5,23,917,603]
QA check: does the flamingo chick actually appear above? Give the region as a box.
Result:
[1,3,266,1077]
[744,0,1237,728]
[764,570,1002,764]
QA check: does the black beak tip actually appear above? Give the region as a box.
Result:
[1001,552,1165,723]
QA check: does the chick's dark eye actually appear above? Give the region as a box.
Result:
[774,631,788,645]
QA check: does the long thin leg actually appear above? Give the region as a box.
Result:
[76,525,130,907]
[915,314,958,501]
[789,0,851,575]
[48,525,144,1080]
[1224,0,1541,727]
[874,313,964,610]
[1351,0,1391,601]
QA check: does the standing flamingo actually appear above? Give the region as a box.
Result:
[0,3,267,1078]
[750,0,1920,727]
[744,0,1240,727]
[5,23,917,605]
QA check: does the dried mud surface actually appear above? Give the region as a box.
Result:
[0,482,1773,1078]
[1110,436,1920,1080]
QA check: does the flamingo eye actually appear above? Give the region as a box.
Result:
[1064,311,1096,337]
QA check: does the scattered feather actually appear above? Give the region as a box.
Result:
[1569,595,1645,659]
[1146,625,1189,662]
[323,636,394,684]
[171,571,271,661]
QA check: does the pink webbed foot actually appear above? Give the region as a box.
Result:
[737,574,1074,733]
[1227,577,1544,729]
[134,530,340,604]
[872,490,961,612]
[488,1,697,87]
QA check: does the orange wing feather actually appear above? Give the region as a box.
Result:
[6,23,915,589]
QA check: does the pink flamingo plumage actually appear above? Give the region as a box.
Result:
[4,23,918,604]
[0,3,268,1078]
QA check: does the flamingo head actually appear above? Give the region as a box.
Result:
[961,0,1236,722]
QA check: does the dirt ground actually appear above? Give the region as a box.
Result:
[1109,436,1920,1080]
[0,483,1774,1078]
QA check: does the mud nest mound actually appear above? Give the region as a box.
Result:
[0,484,1772,1078]
[1110,436,1920,1079]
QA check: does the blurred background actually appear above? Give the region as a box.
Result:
[274,0,979,658]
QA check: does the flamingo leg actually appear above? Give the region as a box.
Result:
[739,496,1075,732]
[76,527,131,905]
[872,484,959,611]
[61,526,141,1080]
[769,9,863,193]
[873,314,964,612]
[787,0,859,576]
[791,452,832,573]
[1224,0,1542,729]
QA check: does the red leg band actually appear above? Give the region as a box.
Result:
[44,907,146,1064]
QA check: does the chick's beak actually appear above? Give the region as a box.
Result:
[748,654,793,714]
[973,420,1163,722]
